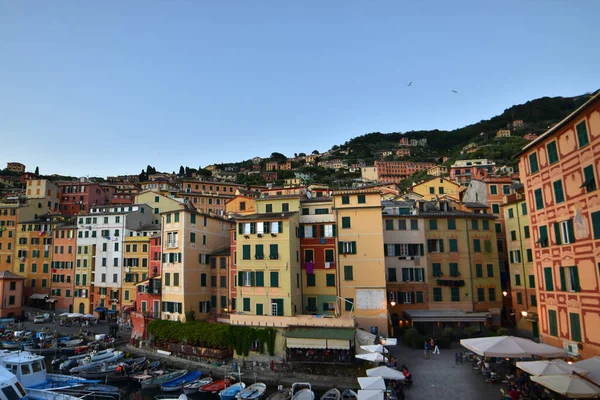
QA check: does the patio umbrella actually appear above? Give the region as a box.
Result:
[366,366,405,380]
[361,344,389,354]
[382,338,397,346]
[574,357,600,384]
[530,374,600,399]
[59,312,70,317]
[67,313,84,318]
[357,390,384,400]
[517,360,589,376]
[358,377,386,390]
[83,314,95,319]
[356,353,388,363]
[460,336,567,358]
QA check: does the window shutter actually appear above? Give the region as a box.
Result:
[510,251,514,264]
[554,222,562,245]
[264,222,270,234]
[332,225,337,237]
[312,225,317,238]
[395,244,401,255]
[319,225,325,238]
[238,271,243,286]
[383,245,389,257]
[427,240,432,252]
[256,271,264,287]
[559,266,567,291]
[439,240,444,252]
[419,244,424,256]
[567,219,575,243]
[278,221,283,233]
[298,227,304,238]
[402,269,409,282]
[351,241,357,254]
[250,271,255,286]
[238,223,243,234]
[338,242,344,254]
[573,267,580,292]
[178,252,182,262]
[398,291,405,304]
[250,222,256,234]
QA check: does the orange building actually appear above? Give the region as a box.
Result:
[516,91,600,358]
[374,161,436,183]
[51,225,77,312]
[0,271,24,318]
[0,205,18,271]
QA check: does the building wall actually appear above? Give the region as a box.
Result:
[7,163,25,174]
[518,96,600,358]
[0,206,18,271]
[225,196,257,215]
[0,275,24,317]
[51,227,77,312]
[59,182,109,215]
[135,191,186,225]
[74,234,94,315]
[122,236,151,309]
[209,254,230,315]
[411,178,461,200]
[26,180,60,213]
[334,190,388,336]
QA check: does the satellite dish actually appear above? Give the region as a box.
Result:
[306,191,312,199]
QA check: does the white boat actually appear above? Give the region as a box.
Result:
[219,382,246,400]
[25,389,88,400]
[291,383,314,400]
[236,382,267,400]
[155,395,188,400]
[58,339,84,348]
[182,377,212,394]
[0,352,99,390]
[341,389,357,400]
[69,351,124,373]
[320,389,340,400]
[0,365,27,400]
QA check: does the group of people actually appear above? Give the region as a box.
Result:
[424,337,440,359]
[471,355,545,399]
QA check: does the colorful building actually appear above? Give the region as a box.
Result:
[225,195,257,216]
[299,196,337,315]
[516,91,600,358]
[135,190,189,225]
[374,161,436,184]
[6,163,25,174]
[26,179,60,213]
[122,235,151,312]
[209,248,230,316]
[135,234,162,319]
[410,177,462,201]
[426,166,448,177]
[161,208,233,321]
[51,225,77,312]
[450,159,496,186]
[0,271,24,318]
[333,189,388,336]
[74,224,94,314]
[58,181,111,215]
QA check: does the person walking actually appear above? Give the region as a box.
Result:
[432,338,440,354]
[424,340,430,360]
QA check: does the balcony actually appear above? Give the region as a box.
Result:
[166,242,178,249]
[229,313,355,328]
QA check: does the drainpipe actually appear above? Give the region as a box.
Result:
[465,217,475,312]
[515,199,529,322]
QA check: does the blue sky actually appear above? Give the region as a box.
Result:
[1,1,598,177]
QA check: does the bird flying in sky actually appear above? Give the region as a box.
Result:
[407,82,412,86]
[451,90,459,94]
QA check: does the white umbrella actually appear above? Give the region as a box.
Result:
[460,336,567,358]
[361,344,389,354]
[383,338,397,346]
[67,313,84,318]
[517,360,589,376]
[83,314,95,319]
[358,377,386,390]
[357,390,384,400]
[59,312,70,317]
[366,366,405,380]
[530,374,600,399]
[356,353,388,363]
[574,357,600,384]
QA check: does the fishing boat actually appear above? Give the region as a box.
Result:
[341,389,357,400]
[236,382,267,400]
[80,384,121,399]
[69,351,124,373]
[160,370,202,392]
[77,356,147,379]
[291,383,314,400]
[155,395,188,400]
[140,370,188,390]
[219,382,246,400]
[57,339,84,348]
[265,386,292,400]
[1,341,21,350]
[182,377,212,394]
[320,389,340,400]
[24,389,84,400]
[147,361,161,371]
[199,378,231,394]
[0,364,27,400]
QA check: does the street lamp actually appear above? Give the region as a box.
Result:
[502,291,508,297]
[521,311,528,317]
[390,301,396,306]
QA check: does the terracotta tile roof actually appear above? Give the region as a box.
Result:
[0,270,25,279]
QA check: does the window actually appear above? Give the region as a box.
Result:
[526,248,533,262]
[516,292,523,304]
[477,288,485,302]
[482,220,489,230]
[339,241,357,254]
[534,188,544,210]
[344,265,353,280]
[487,264,494,277]
[302,208,309,215]
[429,219,437,230]
[255,271,264,287]
[270,271,279,287]
[243,298,250,312]
[282,203,289,212]
[449,263,459,277]
[556,219,575,245]
[495,223,502,233]
[544,267,554,291]
[524,225,530,239]
[471,220,479,230]
[190,232,196,243]
[447,219,456,230]
[242,245,251,260]
[345,298,353,311]
[449,239,458,252]
[529,152,539,174]
[341,195,350,204]
[521,202,528,215]
[410,220,418,230]
[357,195,366,204]
[473,239,481,252]
[508,209,514,219]
[515,274,521,286]
[547,141,559,164]
[385,220,394,231]
[492,204,500,214]
[490,185,497,195]
[570,313,582,342]
[548,309,558,336]
[173,273,179,286]
[582,165,597,192]
[342,217,351,229]
[538,225,549,248]
[255,244,264,260]
[576,120,589,148]
[388,268,397,282]
[528,274,536,288]
[567,266,580,292]
[326,274,335,287]
[432,263,442,277]
[427,239,444,252]
[475,264,482,278]
[592,211,600,239]
[269,244,278,259]
[306,274,315,287]
[488,288,496,301]
[433,288,442,302]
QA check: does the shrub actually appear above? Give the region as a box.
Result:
[402,328,425,349]
[497,327,509,336]
[442,327,454,342]
[463,327,477,338]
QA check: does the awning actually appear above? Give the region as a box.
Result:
[405,309,491,322]
[94,307,107,312]
[286,338,327,349]
[45,298,57,303]
[285,327,355,340]
[327,339,350,350]
[29,293,48,300]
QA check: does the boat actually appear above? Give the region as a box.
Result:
[1,341,21,350]
[182,377,212,394]
[0,352,99,390]
[266,386,292,400]
[69,351,124,373]
[341,389,357,400]
[57,339,84,348]
[147,361,161,371]
[236,382,267,400]
[24,389,83,400]
[160,370,203,392]
[155,395,188,400]
[320,389,341,400]
[199,378,231,394]
[140,370,188,390]
[80,384,121,399]
[291,383,314,400]
[219,382,246,400]
[75,365,119,379]
[0,364,27,400]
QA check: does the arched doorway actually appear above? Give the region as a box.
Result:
[68,304,73,313]
[79,303,85,314]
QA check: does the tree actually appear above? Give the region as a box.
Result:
[139,169,147,181]
[178,166,185,176]
[298,152,306,157]
[312,150,319,155]
[34,166,39,176]
[270,152,286,162]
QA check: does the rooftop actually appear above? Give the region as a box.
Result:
[0,270,25,280]
[235,211,298,221]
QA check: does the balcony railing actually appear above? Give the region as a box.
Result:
[166,242,178,248]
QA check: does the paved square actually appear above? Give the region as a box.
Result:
[389,343,503,400]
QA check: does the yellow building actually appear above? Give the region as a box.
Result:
[235,195,301,317]
[426,166,448,177]
[496,129,511,138]
[502,191,537,338]
[225,195,257,216]
[122,236,151,310]
[208,248,230,315]
[360,167,378,182]
[135,190,189,225]
[333,189,388,336]
[26,179,60,213]
[410,177,462,201]
[161,208,233,321]
[74,234,94,314]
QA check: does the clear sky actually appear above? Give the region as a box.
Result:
[1,1,599,177]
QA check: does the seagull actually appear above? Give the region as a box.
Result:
[451,90,459,94]
[407,82,412,86]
